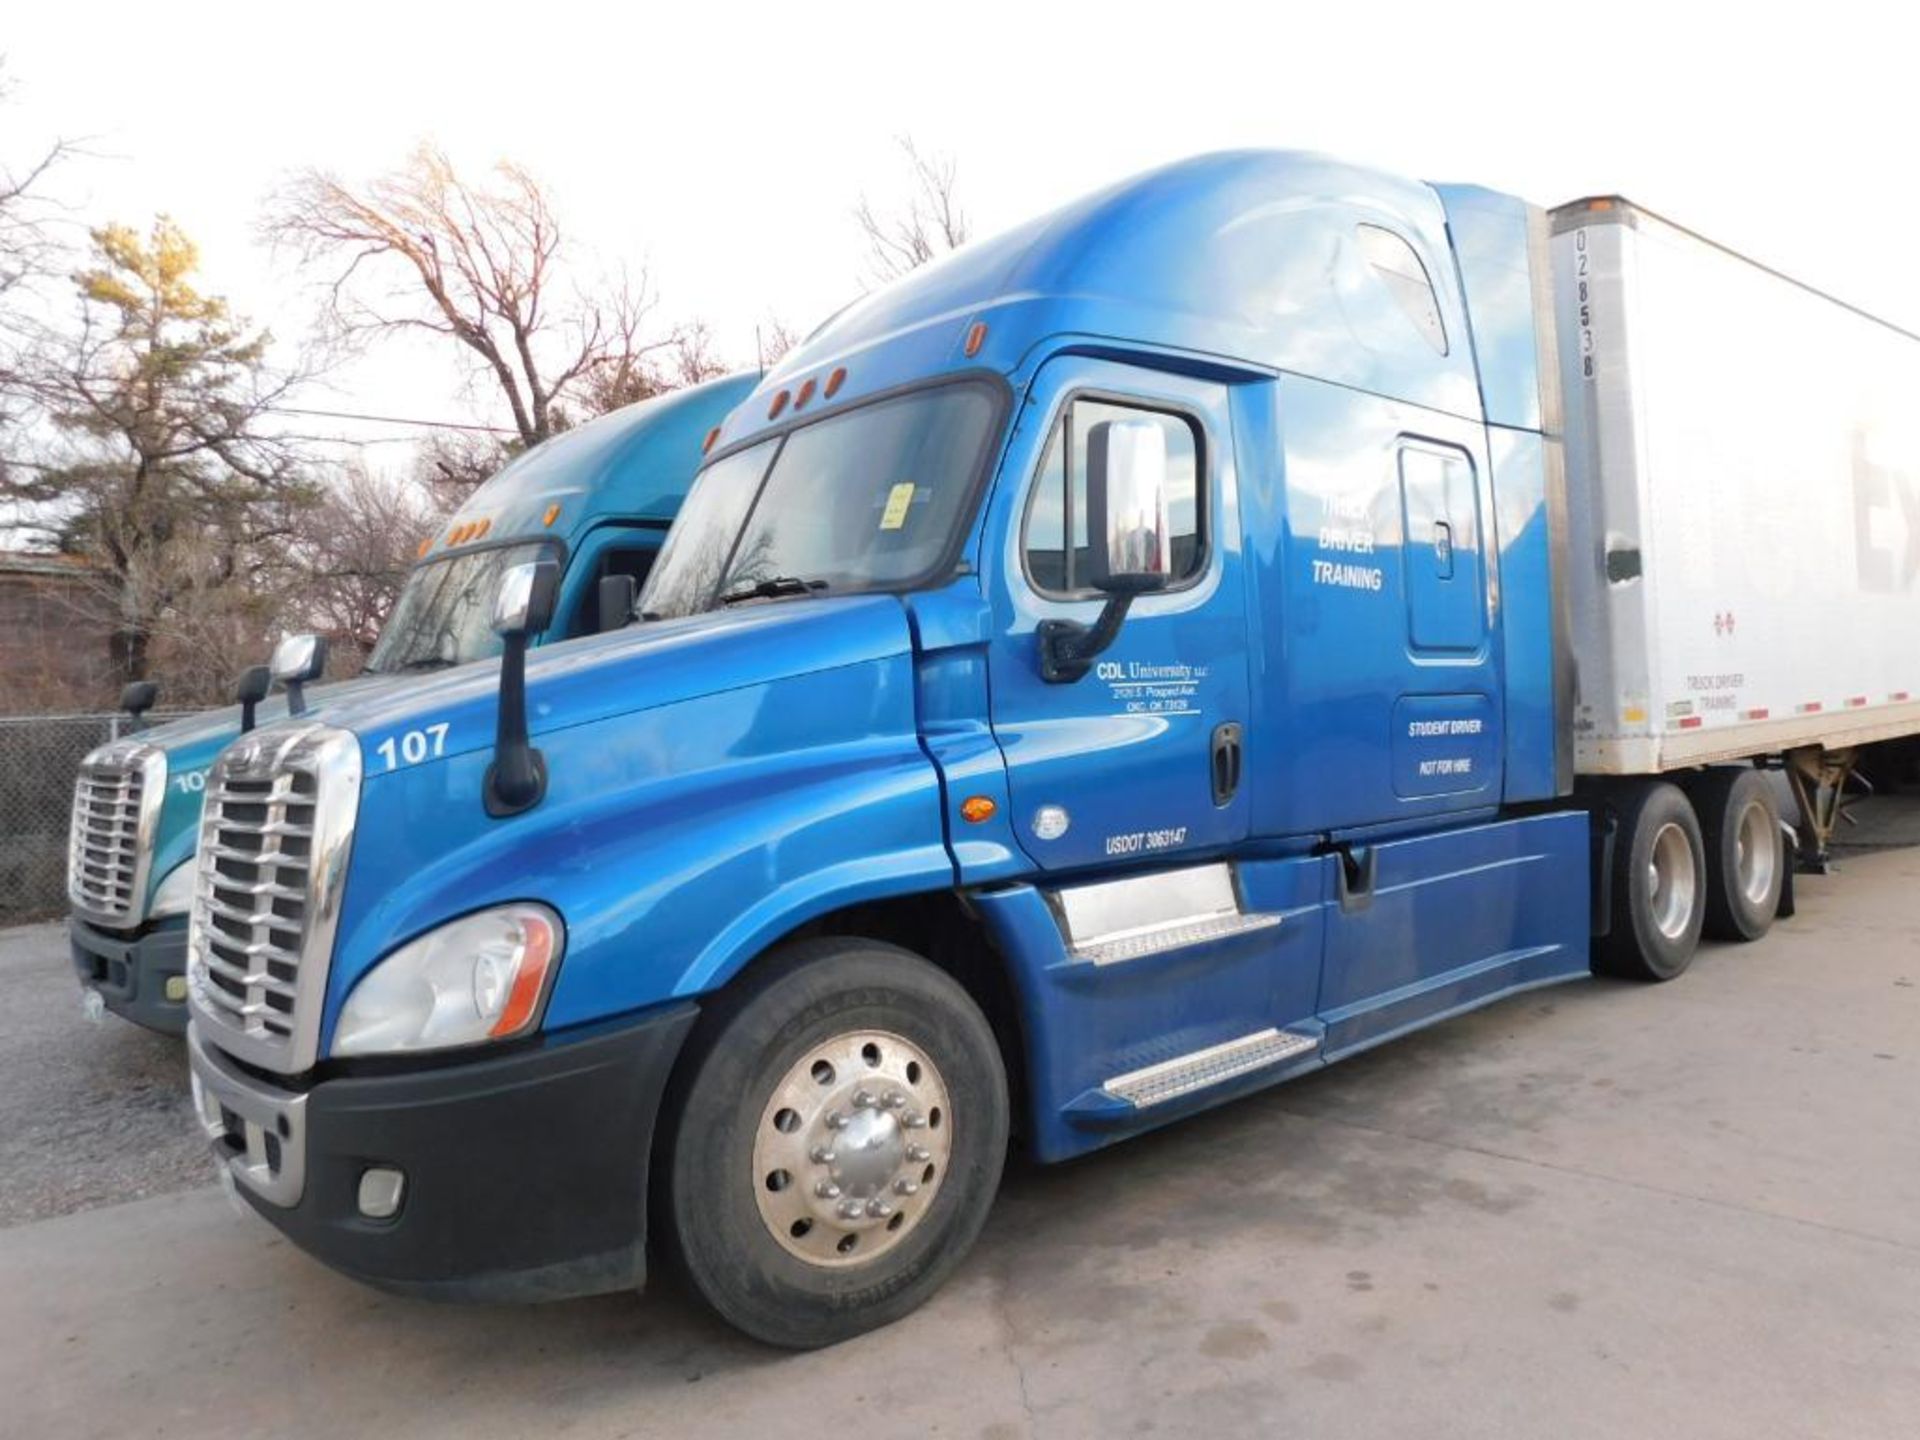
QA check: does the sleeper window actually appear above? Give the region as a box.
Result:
[1357,224,1448,356]
[1023,401,1202,597]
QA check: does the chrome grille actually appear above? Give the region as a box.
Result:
[67,741,166,925]
[186,725,361,1074]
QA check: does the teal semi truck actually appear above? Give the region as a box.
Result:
[67,373,754,1033]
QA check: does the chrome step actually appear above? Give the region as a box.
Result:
[1071,910,1281,966]
[1103,1028,1319,1109]
[1052,862,1281,966]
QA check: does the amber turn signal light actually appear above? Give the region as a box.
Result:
[960,795,997,824]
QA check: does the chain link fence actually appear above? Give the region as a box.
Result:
[0,713,185,926]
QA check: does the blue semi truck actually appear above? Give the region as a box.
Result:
[180,153,1920,1347]
[67,373,753,1032]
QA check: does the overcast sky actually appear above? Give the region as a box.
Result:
[5,1,1912,460]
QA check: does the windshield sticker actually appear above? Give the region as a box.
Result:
[880,482,916,530]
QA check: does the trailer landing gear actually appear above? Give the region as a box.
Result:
[1783,746,1859,875]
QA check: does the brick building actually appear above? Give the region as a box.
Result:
[0,550,118,713]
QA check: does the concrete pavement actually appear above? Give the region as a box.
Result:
[0,921,205,1227]
[2,831,1917,1437]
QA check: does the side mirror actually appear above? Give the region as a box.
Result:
[119,681,159,731]
[597,573,638,635]
[235,665,272,734]
[1086,420,1173,593]
[1038,420,1173,683]
[271,633,328,718]
[485,559,561,817]
[491,561,560,639]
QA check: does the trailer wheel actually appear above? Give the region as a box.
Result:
[1594,781,1706,981]
[1691,767,1784,942]
[659,937,1008,1349]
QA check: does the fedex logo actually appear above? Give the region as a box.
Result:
[1854,429,1920,593]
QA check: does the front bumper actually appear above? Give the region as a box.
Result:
[186,1004,698,1302]
[71,915,190,1035]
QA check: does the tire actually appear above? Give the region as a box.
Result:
[1593,780,1706,981]
[1690,766,1784,942]
[659,937,1008,1348]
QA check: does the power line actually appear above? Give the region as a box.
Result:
[269,404,517,436]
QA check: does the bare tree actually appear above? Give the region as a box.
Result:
[755,316,800,371]
[578,317,728,416]
[413,428,515,511]
[0,60,77,465]
[0,62,73,314]
[853,137,969,285]
[265,146,687,447]
[289,464,435,671]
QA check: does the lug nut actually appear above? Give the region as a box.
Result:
[809,1145,836,1165]
[825,1110,849,1130]
[907,1144,931,1163]
[853,1089,876,1109]
[881,1091,907,1110]
[837,1200,865,1221]
[866,1199,894,1219]
[893,1179,919,1196]
[815,1181,841,1200]
[903,1112,926,1129]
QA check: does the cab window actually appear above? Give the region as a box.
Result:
[1022,400,1203,598]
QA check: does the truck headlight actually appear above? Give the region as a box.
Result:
[150,862,196,919]
[332,904,563,1057]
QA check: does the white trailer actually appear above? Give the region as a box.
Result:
[1552,196,1920,863]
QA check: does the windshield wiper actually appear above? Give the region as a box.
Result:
[718,576,830,607]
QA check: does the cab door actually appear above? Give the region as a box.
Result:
[983,358,1249,871]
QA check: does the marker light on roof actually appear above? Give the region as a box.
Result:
[702,426,720,454]
[768,389,791,420]
[795,377,817,410]
[825,367,847,398]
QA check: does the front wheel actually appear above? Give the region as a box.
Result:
[660,938,1008,1348]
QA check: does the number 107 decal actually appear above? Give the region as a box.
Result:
[375,723,450,771]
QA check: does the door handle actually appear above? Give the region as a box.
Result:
[1210,722,1243,806]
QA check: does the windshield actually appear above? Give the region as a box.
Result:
[640,382,1002,620]
[366,541,557,673]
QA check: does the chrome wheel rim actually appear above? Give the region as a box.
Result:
[1734,800,1777,907]
[1647,821,1698,941]
[752,1029,952,1268]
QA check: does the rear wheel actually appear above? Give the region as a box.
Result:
[1594,781,1706,981]
[1690,766,1784,942]
[660,938,1008,1348]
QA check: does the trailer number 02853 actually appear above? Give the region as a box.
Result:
[375,723,449,770]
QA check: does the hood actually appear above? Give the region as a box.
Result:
[134,673,395,762]
[308,595,918,771]
[138,671,418,894]
[321,590,946,1038]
